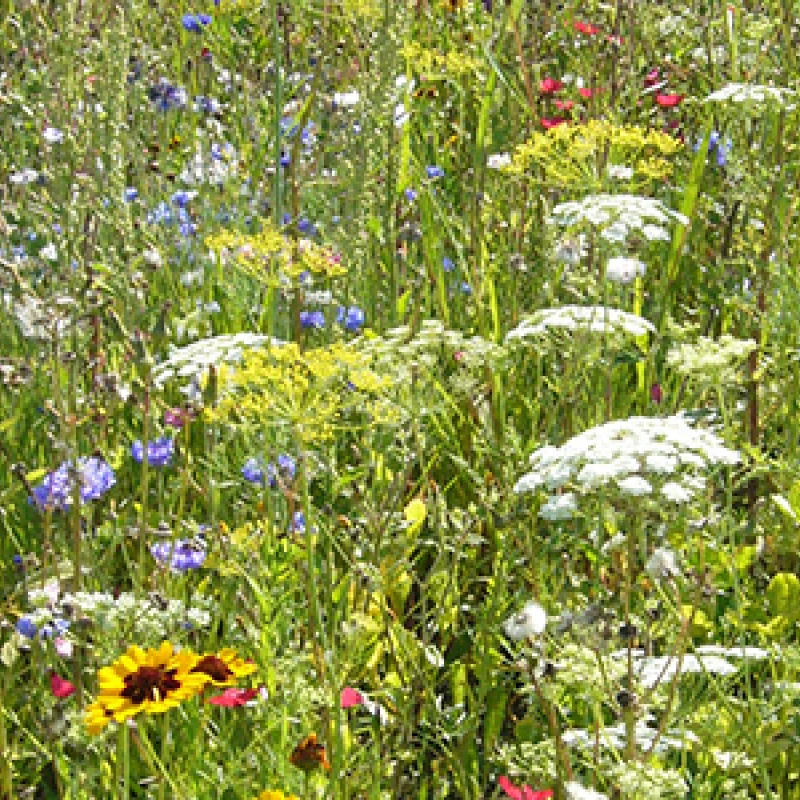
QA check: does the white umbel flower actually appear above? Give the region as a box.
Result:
[506,305,655,342]
[705,83,795,108]
[565,782,609,800]
[504,601,547,640]
[606,256,646,284]
[646,547,680,579]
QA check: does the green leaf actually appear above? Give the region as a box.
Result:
[767,572,800,623]
[483,686,507,750]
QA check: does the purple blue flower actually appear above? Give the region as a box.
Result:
[181,13,212,32]
[31,457,116,511]
[426,165,445,179]
[16,617,38,639]
[151,538,207,571]
[291,510,306,534]
[337,306,366,332]
[442,257,455,272]
[300,310,326,329]
[131,437,175,467]
[242,455,296,487]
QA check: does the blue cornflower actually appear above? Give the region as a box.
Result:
[243,454,296,487]
[291,511,306,534]
[181,13,212,32]
[40,618,70,638]
[300,310,326,329]
[151,538,207,571]
[426,165,445,179]
[131,437,175,467]
[404,188,418,202]
[460,281,472,295]
[695,130,732,167]
[297,217,316,236]
[442,257,455,272]
[171,190,194,207]
[337,306,366,332]
[124,187,138,202]
[148,201,174,225]
[31,457,116,511]
[16,617,38,639]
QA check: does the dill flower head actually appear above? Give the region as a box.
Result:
[191,648,257,686]
[85,642,207,734]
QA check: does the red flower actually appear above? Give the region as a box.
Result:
[650,383,663,405]
[656,93,684,107]
[554,99,574,111]
[540,117,567,129]
[498,776,554,800]
[207,688,258,707]
[574,20,600,35]
[539,77,563,94]
[50,672,76,699]
[340,687,365,708]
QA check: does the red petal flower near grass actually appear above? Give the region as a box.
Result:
[540,117,567,129]
[656,93,684,107]
[340,687,365,708]
[498,776,554,800]
[207,687,258,707]
[574,20,600,35]
[554,99,574,111]
[50,672,76,699]
[539,77,563,94]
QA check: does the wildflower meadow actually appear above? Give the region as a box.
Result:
[3,0,800,798]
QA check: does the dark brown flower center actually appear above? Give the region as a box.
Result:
[121,665,181,704]
[191,655,233,682]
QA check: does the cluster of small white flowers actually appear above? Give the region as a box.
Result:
[607,163,634,180]
[548,194,688,245]
[179,140,239,185]
[514,414,740,517]
[563,716,697,755]
[552,234,588,265]
[61,591,211,641]
[705,83,796,108]
[506,306,655,343]
[360,320,505,376]
[487,152,512,169]
[332,89,360,108]
[3,292,72,340]
[503,601,547,640]
[565,782,609,800]
[153,332,283,389]
[605,761,688,800]
[605,256,647,283]
[666,334,756,382]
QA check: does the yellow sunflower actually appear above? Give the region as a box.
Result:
[191,648,257,687]
[84,642,207,734]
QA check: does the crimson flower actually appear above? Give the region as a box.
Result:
[540,117,567,129]
[574,20,600,35]
[644,68,660,87]
[498,776,554,800]
[340,687,365,708]
[656,93,684,107]
[50,672,76,699]
[207,687,258,707]
[539,77,563,94]
[554,99,574,111]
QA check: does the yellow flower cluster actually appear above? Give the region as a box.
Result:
[205,227,347,286]
[209,342,396,442]
[253,792,300,800]
[401,41,479,77]
[85,642,257,734]
[506,120,682,188]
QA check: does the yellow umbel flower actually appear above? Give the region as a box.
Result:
[84,642,206,734]
[190,648,257,687]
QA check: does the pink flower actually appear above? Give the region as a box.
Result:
[644,69,660,87]
[50,672,76,699]
[650,383,663,404]
[656,93,684,107]
[540,117,567,129]
[54,637,73,658]
[539,77,563,94]
[574,20,600,35]
[498,776,554,800]
[340,687,365,708]
[207,687,259,707]
[554,99,574,111]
